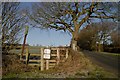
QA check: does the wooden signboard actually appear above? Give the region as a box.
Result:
[43,49,51,59]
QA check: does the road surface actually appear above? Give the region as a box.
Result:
[82,50,119,76]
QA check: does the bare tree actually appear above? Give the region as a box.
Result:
[110,27,120,47]
[30,2,118,51]
[1,2,26,52]
[78,21,117,51]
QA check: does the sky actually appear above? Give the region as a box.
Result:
[19,2,117,46]
[19,3,71,46]
[23,28,72,46]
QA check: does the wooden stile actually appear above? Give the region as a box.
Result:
[26,47,29,64]
[66,48,69,59]
[19,47,69,71]
[41,48,44,71]
[46,60,49,70]
[57,48,60,65]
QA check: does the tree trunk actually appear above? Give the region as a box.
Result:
[70,28,79,51]
[70,22,79,51]
[98,43,103,52]
[98,43,101,52]
[70,39,78,51]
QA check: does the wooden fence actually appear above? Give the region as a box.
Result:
[19,47,69,71]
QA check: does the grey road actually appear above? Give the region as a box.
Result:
[82,50,119,76]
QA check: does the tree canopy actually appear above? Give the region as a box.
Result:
[29,2,118,50]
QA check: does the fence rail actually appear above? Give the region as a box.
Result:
[18,47,69,71]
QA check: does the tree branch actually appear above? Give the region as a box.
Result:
[49,25,66,31]
[90,15,116,19]
[55,21,74,33]
[78,3,98,29]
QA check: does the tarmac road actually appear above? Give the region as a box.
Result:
[82,50,119,77]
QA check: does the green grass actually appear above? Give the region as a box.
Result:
[9,47,41,54]
[3,71,63,78]
[100,52,120,56]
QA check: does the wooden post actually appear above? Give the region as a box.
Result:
[26,47,29,64]
[66,48,69,59]
[21,26,29,60]
[46,60,49,70]
[57,48,60,65]
[39,48,41,69]
[41,48,44,71]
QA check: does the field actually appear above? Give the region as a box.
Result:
[9,46,41,54]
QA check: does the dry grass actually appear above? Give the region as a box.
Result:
[51,49,95,76]
[2,53,33,76]
[49,49,116,78]
[2,50,117,78]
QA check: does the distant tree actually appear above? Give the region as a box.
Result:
[78,24,97,51]
[1,2,26,52]
[30,2,118,51]
[78,21,117,51]
[110,28,120,47]
[36,44,39,46]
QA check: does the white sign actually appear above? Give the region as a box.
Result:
[43,48,51,59]
[44,49,51,54]
[43,54,50,59]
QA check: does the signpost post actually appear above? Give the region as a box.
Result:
[20,25,29,60]
[43,48,51,70]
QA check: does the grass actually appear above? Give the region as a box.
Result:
[100,52,120,56]
[3,70,66,78]
[88,66,117,78]
[9,47,41,54]
[3,69,117,78]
